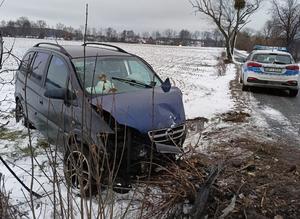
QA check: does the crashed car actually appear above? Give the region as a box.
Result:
[15,42,186,193]
[240,45,299,97]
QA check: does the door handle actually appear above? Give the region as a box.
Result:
[39,100,43,105]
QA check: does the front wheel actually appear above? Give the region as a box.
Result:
[289,89,298,97]
[64,148,94,196]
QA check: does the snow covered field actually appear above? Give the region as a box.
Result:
[0,38,236,217]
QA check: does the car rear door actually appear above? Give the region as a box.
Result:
[22,51,50,126]
[15,51,35,120]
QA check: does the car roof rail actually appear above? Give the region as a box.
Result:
[82,43,128,53]
[33,42,70,57]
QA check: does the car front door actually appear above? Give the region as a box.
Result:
[38,54,72,145]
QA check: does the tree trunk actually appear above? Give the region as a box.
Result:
[225,40,233,62]
[231,32,238,56]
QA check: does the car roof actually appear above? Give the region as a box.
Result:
[32,43,131,58]
[251,50,292,56]
[63,45,131,58]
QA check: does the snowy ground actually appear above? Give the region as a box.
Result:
[0,38,236,218]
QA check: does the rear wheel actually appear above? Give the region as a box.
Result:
[15,100,23,122]
[289,89,298,97]
[239,75,243,83]
[242,84,250,91]
[15,99,34,128]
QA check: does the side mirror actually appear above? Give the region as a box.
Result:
[44,88,67,100]
[161,78,171,92]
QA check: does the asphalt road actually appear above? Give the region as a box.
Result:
[249,87,300,144]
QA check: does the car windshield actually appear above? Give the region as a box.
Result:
[72,56,162,95]
[252,53,293,64]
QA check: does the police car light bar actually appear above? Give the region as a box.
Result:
[253,45,288,52]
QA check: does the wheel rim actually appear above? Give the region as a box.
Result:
[16,101,23,121]
[65,151,91,192]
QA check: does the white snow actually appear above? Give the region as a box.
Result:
[116,44,235,119]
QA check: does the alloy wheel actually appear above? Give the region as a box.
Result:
[65,150,91,193]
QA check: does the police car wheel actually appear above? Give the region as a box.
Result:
[289,89,298,97]
[239,76,243,83]
[242,84,249,91]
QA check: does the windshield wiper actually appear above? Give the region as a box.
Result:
[111,77,154,88]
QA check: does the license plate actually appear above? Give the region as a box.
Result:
[264,67,282,73]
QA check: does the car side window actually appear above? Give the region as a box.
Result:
[31,52,50,82]
[19,52,35,72]
[46,56,69,89]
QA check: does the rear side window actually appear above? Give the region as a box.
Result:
[31,52,50,81]
[46,56,69,89]
[20,52,35,72]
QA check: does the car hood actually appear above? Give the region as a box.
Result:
[91,87,186,133]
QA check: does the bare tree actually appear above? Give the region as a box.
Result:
[56,22,66,30]
[0,0,5,7]
[152,30,161,40]
[212,29,224,46]
[190,0,262,62]
[15,17,32,37]
[192,30,201,40]
[271,0,300,48]
[163,29,177,38]
[0,20,6,27]
[142,31,150,39]
[262,20,275,45]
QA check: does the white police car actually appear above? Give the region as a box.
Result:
[241,45,299,97]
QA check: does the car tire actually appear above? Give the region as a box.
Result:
[64,145,97,196]
[64,139,131,195]
[239,76,243,83]
[15,99,34,129]
[289,89,298,97]
[242,84,249,91]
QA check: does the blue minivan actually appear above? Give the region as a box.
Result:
[15,43,186,193]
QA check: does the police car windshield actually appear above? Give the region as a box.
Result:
[252,54,293,65]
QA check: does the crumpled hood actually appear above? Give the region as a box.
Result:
[91,87,186,133]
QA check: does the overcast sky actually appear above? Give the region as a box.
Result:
[0,0,271,33]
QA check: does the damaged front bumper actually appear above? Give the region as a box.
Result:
[155,142,183,154]
[149,124,186,154]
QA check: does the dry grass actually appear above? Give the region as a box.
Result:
[134,154,215,218]
[221,111,251,123]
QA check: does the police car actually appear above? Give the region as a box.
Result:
[240,45,299,97]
